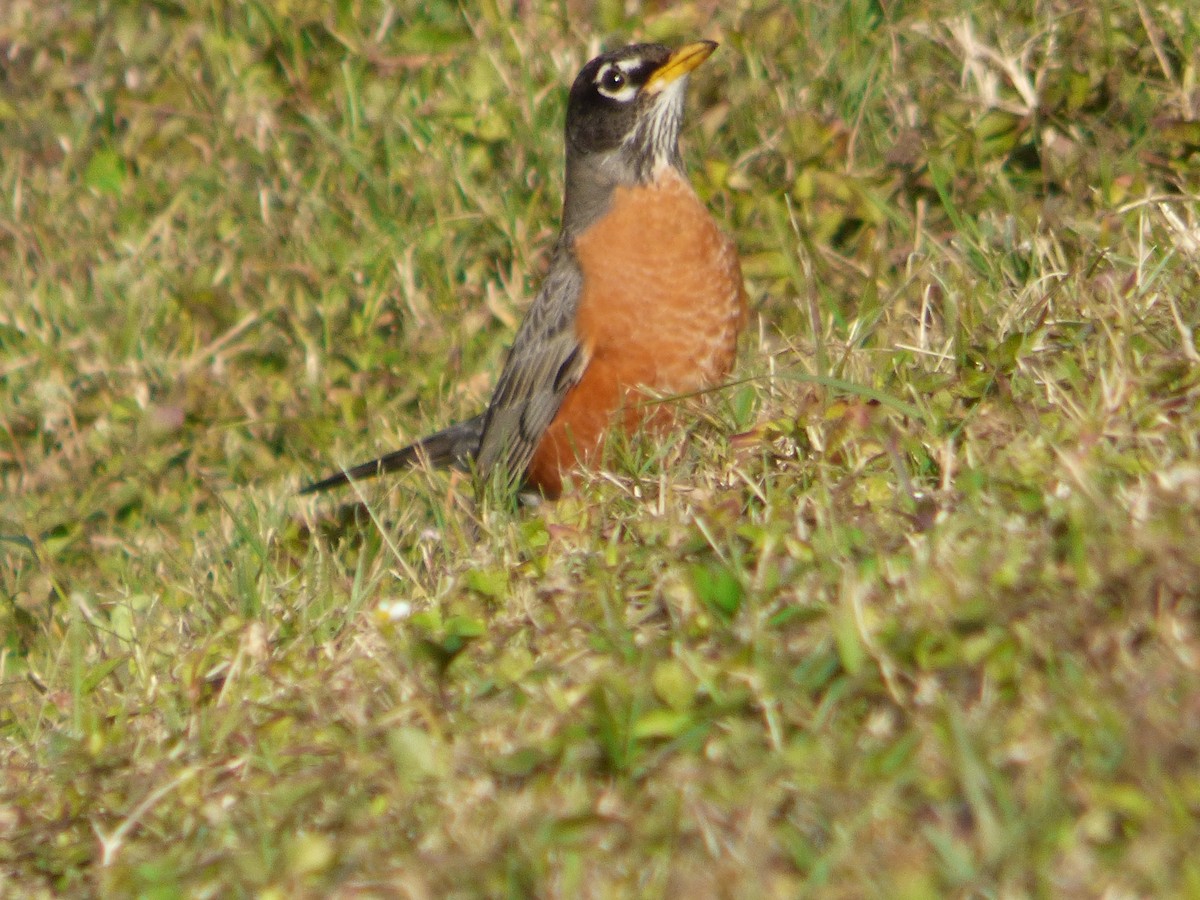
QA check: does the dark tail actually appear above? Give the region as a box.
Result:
[299,414,485,495]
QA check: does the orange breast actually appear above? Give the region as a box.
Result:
[526,170,746,497]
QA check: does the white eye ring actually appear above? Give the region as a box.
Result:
[594,62,638,102]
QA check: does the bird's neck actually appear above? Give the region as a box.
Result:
[560,151,685,240]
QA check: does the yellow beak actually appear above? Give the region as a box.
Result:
[644,40,718,94]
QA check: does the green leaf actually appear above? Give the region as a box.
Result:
[690,563,743,619]
[82,655,126,694]
[490,746,547,778]
[651,660,694,712]
[396,23,469,53]
[833,601,867,677]
[413,613,485,673]
[84,148,126,195]
[632,709,693,741]
[433,615,485,658]
[388,726,441,782]
[464,567,508,599]
[444,615,486,640]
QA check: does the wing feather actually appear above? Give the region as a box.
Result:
[475,248,588,485]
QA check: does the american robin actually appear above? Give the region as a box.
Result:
[302,41,746,499]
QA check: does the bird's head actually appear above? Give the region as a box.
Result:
[561,41,717,235]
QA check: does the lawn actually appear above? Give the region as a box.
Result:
[3,0,1199,896]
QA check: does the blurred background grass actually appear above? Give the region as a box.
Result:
[2,0,1199,896]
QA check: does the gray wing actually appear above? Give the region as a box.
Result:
[474,250,588,485]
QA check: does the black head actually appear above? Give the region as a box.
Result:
[558,41,717,237]
[565,41,716,162]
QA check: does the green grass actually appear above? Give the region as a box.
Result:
[3,0,1200,895]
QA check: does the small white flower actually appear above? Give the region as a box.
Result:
[379,600,414,622]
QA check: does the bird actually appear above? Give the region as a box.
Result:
[302,40,746,500]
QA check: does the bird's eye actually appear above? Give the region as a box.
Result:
[601,69,625,92]
[595,64,635,100]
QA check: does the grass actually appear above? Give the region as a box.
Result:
[3,0,1199,895]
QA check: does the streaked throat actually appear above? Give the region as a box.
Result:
[625,77,689,182]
